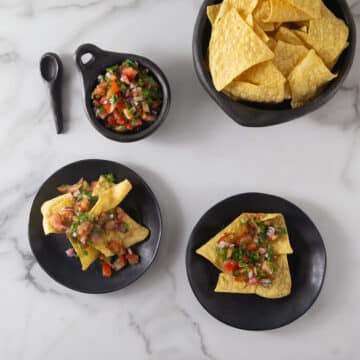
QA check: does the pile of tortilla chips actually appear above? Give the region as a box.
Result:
[41,176,149,271]
[196,213,293,298]
[207,0,349,108]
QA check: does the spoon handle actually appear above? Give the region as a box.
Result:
[50,79,63,134]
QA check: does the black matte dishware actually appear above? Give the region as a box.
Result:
[40,52,64,134]
[75,44,171,142]
[193,0,356,127]
[28,159,162,294]
[186,193,327,330]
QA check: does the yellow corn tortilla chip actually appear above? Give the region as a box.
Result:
[284,82,292,99]
[273,40,309,77]
[267,37,277,51]
[90,208,149,257]
[258,20,276,32]
[294,2,349,69]
[91,177,149,256]
[215,272,257,293]
[215,254,291,298]
[92,175,115,196]
[224,61,286,103]
[90,179,132,216]
[196,214,246,271]
[41,193,75,235]
[244,13,269,43]
[40,193,99,270]
[196,213,293,271]
[288,49,337,108]
[274,26,305,46]
[256,0,313,23]
[216,0,258,22]
[209,8,274,91]
[286,0,321,19]
[67,236,99,271]
[207,4,221,25]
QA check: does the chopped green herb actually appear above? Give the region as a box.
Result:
[103,173,115,183]
[106,64,119,72]
[240,217,248,224]
[109,94,118,104]
[277,227,287,235]
[123,59,138,69]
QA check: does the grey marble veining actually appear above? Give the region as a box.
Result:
[0,0,359,359]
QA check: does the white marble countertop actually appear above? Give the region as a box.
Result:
[0,0,359,359]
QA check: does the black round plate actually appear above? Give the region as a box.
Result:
[29,159,162,294]
[186,193,326,330]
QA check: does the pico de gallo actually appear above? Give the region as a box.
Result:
[50,175,140,277]
[91,59,162,132]
[216,214,287,287]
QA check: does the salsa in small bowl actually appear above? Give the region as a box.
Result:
[75,44,171,142]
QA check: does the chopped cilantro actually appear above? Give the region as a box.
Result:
[106,64,119,72]
[103,173,115,183]
[109,94,118,104]
[123,59,138,69]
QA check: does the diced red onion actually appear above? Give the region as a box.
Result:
[65,248,75,257]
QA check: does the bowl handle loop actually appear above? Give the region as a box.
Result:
[74,43,103,74]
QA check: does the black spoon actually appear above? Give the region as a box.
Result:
[40,52,64,134]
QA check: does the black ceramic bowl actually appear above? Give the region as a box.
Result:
[75,44,171,142]
[193,0,356,127]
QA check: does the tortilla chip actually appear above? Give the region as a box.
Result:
[90,208,149,256]
[294,2,349,69]
[207,4,221,26]
[90,179,132,216]
[257,20,276,32]
[215,272,257,293]
[216,0,258,22]
[256,0,313,23]
[215,255,291,298]
[196,214,246,271]
[67,236,99,271]
[196,212,292,272]
[273,40,309,77]
[288,49,337,108]
[286,0,321,19]
[209,8,274,91]
[284,82,292,99]
[92,175,115,196]
[256,213,293,254]
[41,193,75,235]
[40,193,99,270]
[267,37,277,51]
[274,26,305,46]
[224,61,286,103]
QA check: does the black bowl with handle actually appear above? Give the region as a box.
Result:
[192,0,356,127]
[75,44,171,142]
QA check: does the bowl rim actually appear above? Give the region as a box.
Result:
[192,0,356,127]
[75,44,171,142]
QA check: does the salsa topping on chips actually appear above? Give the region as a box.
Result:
[207,0,349,108]
[41,175,149,277]
[215,214,287,287]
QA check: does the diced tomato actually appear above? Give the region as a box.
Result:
[110,81,119,93]
[126,253,140,265]
[102,262,112,277]
[113,110,125,125]
[125,123,133,130]
[122,66,138,81]
[261,261,273,275]
[112,255,127,271]
[116,101,125,110]
[105,103,112,113]
[246,243,258,252]
[90,181,98,191]
[236,231,251,244]
[218,233,234,243]
[107,116,116,126]
[224,259,239,272]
